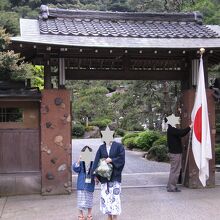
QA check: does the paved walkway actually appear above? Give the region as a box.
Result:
[1,186,220,220]
[1,138,219,219]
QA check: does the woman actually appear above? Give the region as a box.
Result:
[93,140,125,220]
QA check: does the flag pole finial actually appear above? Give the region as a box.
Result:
[200,48,205,57]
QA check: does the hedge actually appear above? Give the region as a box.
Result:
[121,132,140,145]
[123,136,138,149]
[216,144,220,164]
[115,128,126,137]
[72,124,85,137]
[89,119,111,130]
[152,135,167,147]
[147,145,169,162]
[136,131,160,151]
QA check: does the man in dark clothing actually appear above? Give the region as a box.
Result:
[165,117,192,192]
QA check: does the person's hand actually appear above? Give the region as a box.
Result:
[95,177,99,185]
[105,157,112,163]
[77,155,82,164]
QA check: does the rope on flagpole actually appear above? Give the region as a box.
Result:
[182,128,192,185]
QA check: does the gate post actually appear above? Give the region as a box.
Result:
[181,89,215,188]
[41,89,72,195]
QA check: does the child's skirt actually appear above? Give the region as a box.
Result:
[77,190,93,210]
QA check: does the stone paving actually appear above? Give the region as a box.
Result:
[1,138,220,219]
[1,186,220,220]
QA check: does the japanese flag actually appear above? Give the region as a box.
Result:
[191,56,212,187]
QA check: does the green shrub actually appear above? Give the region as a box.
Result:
[89,119,111,130]
[72,124,85,137]
[147,145,169,162]
[115,128,125,137]
[215,148,220,164]
[132,124,144,131]
[216,144,220,164]
[121,132,140,145]
[85,125,94,132]
[136,131,160,151]
[152,135,167,147]
[216,123,220,133]
[123,137,138,149]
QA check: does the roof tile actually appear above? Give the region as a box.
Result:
[38,6,219,39]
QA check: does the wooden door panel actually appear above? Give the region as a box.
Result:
[0,129,40,173]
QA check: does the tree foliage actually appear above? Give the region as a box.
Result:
[0,27,38,83]
[0,12,19,35]
[67,79,181,131]
[0,27,10,50]
[0,0,11,11]
[0,0,219,131]
[68,81,113,125]
[182,0,220,24]
[32,65,44,89]
[0,50,32,80]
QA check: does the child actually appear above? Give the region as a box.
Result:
[73,146,95,220]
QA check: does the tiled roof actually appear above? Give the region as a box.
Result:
[0,88,41,99]
[38,5,219,39]
[0,81,41,98]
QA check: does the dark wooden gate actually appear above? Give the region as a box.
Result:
[0,129,40,172]
[0,101,41,195]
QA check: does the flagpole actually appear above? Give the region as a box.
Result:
[182,129,192,185]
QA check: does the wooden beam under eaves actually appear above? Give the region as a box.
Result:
[65,69,188,80]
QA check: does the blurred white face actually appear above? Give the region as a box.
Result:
[101,126,114,146]
[81,147,93,165]
[166,114,180,128]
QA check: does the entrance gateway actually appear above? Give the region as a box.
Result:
[1,5,220,195]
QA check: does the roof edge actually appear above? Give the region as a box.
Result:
[39,5,203,24]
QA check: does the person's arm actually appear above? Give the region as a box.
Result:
[92,146,101,173]
[170,126,191,137]
[110,144,125,170]
[72,159,81,173]
[92,146,103,183]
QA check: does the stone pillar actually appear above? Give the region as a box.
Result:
[41,89,72,195]
[181,89,215,188]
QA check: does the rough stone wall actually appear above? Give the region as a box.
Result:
[181,89,215,188]
[41,89,72,195]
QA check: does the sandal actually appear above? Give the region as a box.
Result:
[87,215,93,220]
[78,215,85,220]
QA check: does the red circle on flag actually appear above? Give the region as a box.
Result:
[194,106,202,143]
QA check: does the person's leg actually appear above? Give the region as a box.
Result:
[87,208,92,215]
[112,215,117,220]
[78,209,84,219]
[167,153,181,191]
[174,154,182,191]
[167,153,175,190]
[87,208,93,219]
[107,215,113,220]
[77,190,85,219]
